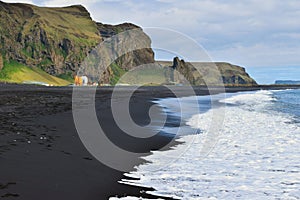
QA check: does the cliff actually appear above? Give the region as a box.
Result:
[275,80,300,85]
[157,57,257,86]
[95,22,154,84]
[0,1,154,84]
[0,54,3,70]
[0,1,256,86]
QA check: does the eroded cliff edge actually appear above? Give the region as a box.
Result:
[158,57,257,86]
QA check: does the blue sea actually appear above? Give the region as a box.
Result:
[112,89,300,200]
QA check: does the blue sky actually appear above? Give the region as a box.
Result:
[4,0,300,83]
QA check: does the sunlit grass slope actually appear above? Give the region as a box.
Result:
[0,61,70,86]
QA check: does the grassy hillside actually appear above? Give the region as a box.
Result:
[0,2,155,85]
[0,1,101,77]
[0,60,70,86]
[118,65,167,85]
[27,5,100,46]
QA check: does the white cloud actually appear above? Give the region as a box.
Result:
[210,43,300,67]
[2,0,34,4]
[42,0,96,7]
[3,0,300,67]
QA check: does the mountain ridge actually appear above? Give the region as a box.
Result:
[0,0,154,85]
[0,1,256,86]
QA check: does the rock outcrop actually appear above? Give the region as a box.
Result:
[95,23,154,84]
[158,57,257,86]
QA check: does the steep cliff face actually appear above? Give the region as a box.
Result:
[0,2,101,76]
[0,1,154,83]
[158,57,257,86]
[97,23,154,70]
[216,62,257,85]
[96,22,154,84]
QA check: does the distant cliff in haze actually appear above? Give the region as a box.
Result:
[275,80,300,85]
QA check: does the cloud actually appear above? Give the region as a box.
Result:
[42,0,96,7]
[3,0,34,4]
[3,0,300,67]
[59,0,300,67]
[210,43,300,67]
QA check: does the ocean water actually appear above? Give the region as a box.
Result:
[112,89,300,200]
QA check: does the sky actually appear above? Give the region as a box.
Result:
[3,0,300,83]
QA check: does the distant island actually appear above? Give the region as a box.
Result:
[0,1,257,86]
[275,80,300,85]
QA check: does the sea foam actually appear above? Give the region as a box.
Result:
[114,90,300,199]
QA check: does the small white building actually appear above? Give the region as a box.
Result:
[81,76,88,86]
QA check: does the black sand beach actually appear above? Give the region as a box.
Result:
[1,84,299,200]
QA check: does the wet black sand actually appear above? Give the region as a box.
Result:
[0,84,299,199]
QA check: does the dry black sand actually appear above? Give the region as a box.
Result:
[0,83,299,199]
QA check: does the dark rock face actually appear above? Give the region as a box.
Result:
[0,55,3,70]
[0,1,155,83]
[158,57,257,86]
[95,23,155,84]
[97,22,140,39]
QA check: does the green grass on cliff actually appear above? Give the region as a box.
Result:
[57,72,74,83]
[0,60,70,86]
[22,5,101,47]
[118,66,167,85]
[110,63,127,85]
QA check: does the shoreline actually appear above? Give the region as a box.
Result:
[117,89,300,199]
[1,84,299,199]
